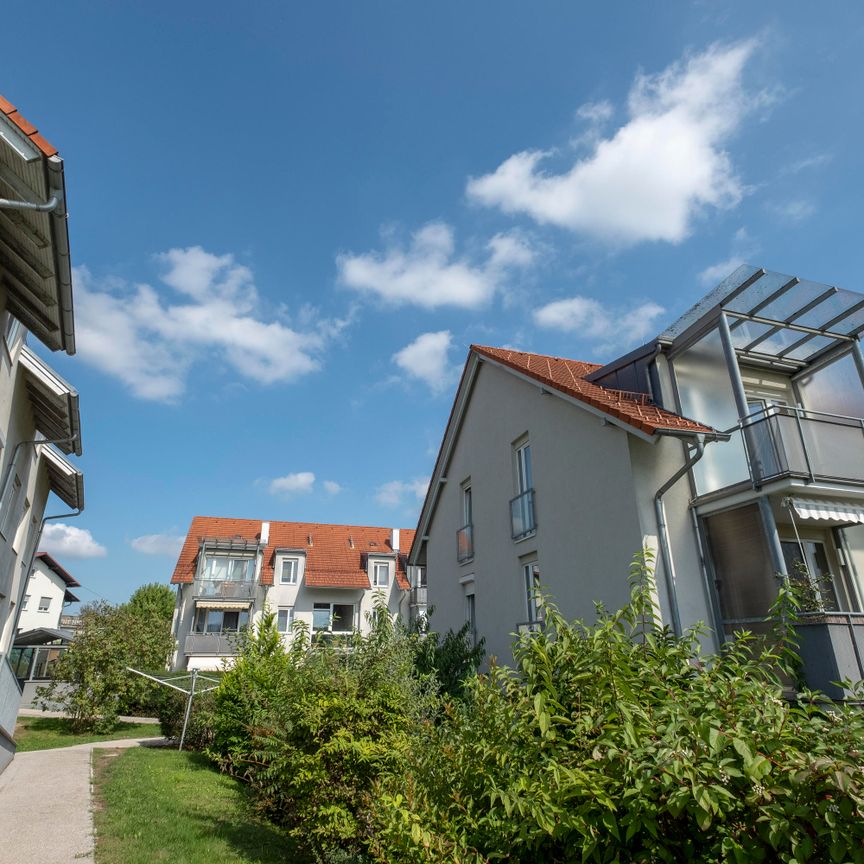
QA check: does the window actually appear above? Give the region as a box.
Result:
[523,562,542,626]
[22,594,30,610]
[511,440,536,540]
[312,602,354,633]
[203,555,255,582]
[373,561,389,588]
[463,483,473,526]
[276,607,294,633]
[3,313,21,354]
[0,474,23,540]
[38,596,51,613]
[280,557,299,585]
[516,442,533,495]
[781,539,851,612]
[193,607,250,633]
[465,593,477,646]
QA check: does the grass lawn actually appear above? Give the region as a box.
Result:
[14,716,162,751]
[93,747,300,863]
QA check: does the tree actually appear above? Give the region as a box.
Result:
[37,589,176,731]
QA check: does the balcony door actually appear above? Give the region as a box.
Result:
[779,536,859,613]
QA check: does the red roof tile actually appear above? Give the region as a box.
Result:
[472,345,716,436]
[0,94,59,157]
[171,516,414,591]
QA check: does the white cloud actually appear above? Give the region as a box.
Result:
[468,39,762,245]
[375,477,429,508]
[534,296,665,353]
[268,472,316,496]
[393,330,455,393]
[323,480,342,495]
[130,533,185,557]
[336,223,533,309]
[40,524,107,559]
[766,199,815,224]
[576,100,614,123]
[74,247,340,402]
[698,226,759,287]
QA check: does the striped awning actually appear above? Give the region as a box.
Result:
[787,497,864,524]
[194,599,251,610]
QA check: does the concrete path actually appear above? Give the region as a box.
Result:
[0,737,166,864]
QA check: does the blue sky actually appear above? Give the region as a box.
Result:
[4,2,864,605]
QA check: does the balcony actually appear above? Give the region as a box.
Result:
[456,524,474,562]
[740,407,864,487]
[510,489,536,540]
[184,633,240,656]
[410,585,427,607]
[193,579,257,601]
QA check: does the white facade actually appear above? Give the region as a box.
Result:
[170,520,416,671]
[15,554,78,634]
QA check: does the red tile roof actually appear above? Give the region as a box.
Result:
[472,345,716,436]
[0,95,59,158]
[171,516,414,590]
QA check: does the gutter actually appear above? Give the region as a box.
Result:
[653,436,707,637]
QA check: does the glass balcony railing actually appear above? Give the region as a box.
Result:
[740,407,864,486]
[456,524,474,562]
[410,585,428,607]
[510,489,536,540]
[193,579,257,600]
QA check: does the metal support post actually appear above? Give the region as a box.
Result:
[851,339,864,391]
[179,668,197,752]
[758,496,788,582]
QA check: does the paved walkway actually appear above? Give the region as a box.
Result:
[0,736,166,864]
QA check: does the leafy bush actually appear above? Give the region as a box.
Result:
[155,685,218,750]
[412,614,485,701]
[37,593,175,731]
[208,606,438,860]
[371,553,864,863]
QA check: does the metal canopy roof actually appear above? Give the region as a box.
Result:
[661,265,864,366]
[41,443,84,510]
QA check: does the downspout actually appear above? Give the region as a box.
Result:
[653,437,706,637]
[0,195,60,213]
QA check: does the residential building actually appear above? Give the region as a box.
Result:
[170,516,418,670]
[0,96,85,771]
[410,266,864,698]
[15,552,79,634]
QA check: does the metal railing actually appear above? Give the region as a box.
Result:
[184,633,241,656]
[410,586,428,607]
[738,406,864,486]
[510,489,536,540]
[456,524,474,562]
[192,579,257,600]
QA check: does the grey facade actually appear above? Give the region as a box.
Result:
[411,266,864,697]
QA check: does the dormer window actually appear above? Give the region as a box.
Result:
[373,561,389,588]
[280,557,300,585]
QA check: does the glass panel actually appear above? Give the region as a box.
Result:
[222,610,239,631]
[463,487,472,525]
[798,413,864,482]
[510,490,536,539]
[795,287,857,329]
[281,559,297,584]
[725,271,792,315]
[374,563,389,587]
[206,610,222,633]
[208,557,229,580]
[673,330,749,494]
[332,604,353,632]
[730,320,774,351]
[784,335,833,362]
[781,541,840,612]
[756,278,825,322]
[705,504,777,622]
[312,604,330,631]
[277,608,292,633]
[797,352,864,417]
[524,563,542,624]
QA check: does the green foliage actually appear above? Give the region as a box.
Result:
[156,686,218,750]
[37,592,175,731]
[371,552,864,863]
[207,606,437,861]
[412,614,485,701]
[126,582,176,622]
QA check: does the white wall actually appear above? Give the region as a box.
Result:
[16,558,68,633]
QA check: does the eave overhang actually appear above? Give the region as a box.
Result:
[40,443,84,510]
[19,345,81,455]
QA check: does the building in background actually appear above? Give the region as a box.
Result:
[0,95,85,771]
[170,516,418,670]
[410,266,864,698]
[15,552,78,635]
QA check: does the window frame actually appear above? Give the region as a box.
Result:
[515,441,533,495]
[372,560,390,588]
[193,607,250,634]
[279,557,300,586]
[22,594,30,611]
[202,553,256,582]
[523,561,542,625]
[312,601,355,634]
[276,606,294,633]
[37,596,51,613]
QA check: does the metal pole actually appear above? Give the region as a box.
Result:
[758,496,788,581]
[179,668,197,752]
[851,339,864,390]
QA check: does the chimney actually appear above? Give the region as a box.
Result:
[260,522,270,545]
[391,528,400,552]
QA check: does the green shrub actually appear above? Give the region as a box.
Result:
[208,606,438,860]
[412,614,485,701]
[155,686,218,750]
[371,553,864,863]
